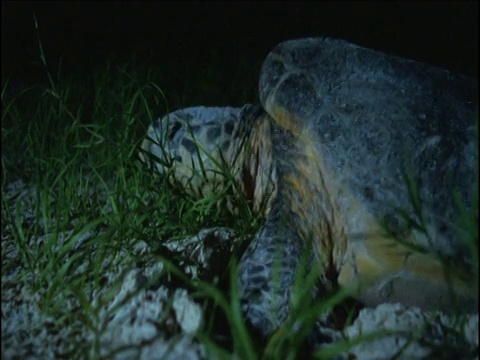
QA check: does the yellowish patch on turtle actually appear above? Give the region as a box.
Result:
[338,201,477,311]
[270,105,347,280]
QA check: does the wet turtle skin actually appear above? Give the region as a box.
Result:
[141,38,478,339]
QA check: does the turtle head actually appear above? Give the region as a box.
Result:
[140,105,277,215]
[140,106,246,197]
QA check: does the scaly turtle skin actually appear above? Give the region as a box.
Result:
[140,38,478,338]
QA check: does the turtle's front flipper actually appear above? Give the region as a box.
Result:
[238,117,350,344]
[239,199,304,337]
[238,197,351,356]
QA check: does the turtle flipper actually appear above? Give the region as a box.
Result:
[238,123,344,340]
[239,199,303,336]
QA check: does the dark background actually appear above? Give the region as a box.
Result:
[2,1,478,93]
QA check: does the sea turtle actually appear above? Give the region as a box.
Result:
[140,38,478,339]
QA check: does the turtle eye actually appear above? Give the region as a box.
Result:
[160,154,181,168]
[168,122,182,141]
[224,120,235,135]
[207,126,222,143]
[181,138,198,154]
